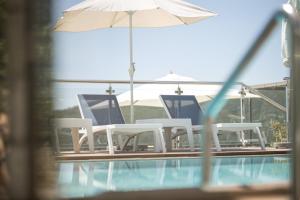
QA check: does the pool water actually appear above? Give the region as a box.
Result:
[57,155,290,198]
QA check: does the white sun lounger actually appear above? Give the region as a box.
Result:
[77,94,166,154]
[53,118,94,153]
[159,95,265,151]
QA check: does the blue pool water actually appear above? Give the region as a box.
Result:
[57,155,290,198]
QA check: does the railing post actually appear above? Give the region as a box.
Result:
[201,6,300,195]
[7,0,33,198]
[290,15,300,200]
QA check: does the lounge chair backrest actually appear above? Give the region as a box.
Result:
[160,95,203,125]
[77,94,125,126]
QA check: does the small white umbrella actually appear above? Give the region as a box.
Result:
[281,0,300,67]
[54,0,216,123]
[117,73,257,107]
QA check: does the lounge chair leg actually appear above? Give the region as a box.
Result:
[212,126,221,152]
[241,131,246,146]
[237,131,246,146]
[86,126,94,153]
[153,129,162,152]
[254,127,265,150]
[153,131,157,152]
[153,130,159,152]
[106,128,114,155]
[186,126,195,151]
[117,135,123,150]
[157,128,166,153]
[262,131,267,144]
[133,135,139,152]
[71,128,80,153]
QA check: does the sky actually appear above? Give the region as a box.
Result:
[52,0,289,109]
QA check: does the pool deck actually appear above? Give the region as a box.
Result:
[56,147,290,160]
[74,183,291,200]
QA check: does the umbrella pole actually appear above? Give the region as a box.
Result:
[128,12,135,123]
[240,95,243,123]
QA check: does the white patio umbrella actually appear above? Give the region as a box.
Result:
[281,0,300,68]
[54,0,216,123]
[117,72,257,107]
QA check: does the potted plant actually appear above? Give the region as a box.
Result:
[271,120,290,149]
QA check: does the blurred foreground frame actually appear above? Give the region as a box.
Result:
[2,0,300,200]
[6,0,54,199]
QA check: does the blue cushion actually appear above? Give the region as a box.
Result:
[160,95,203,125]
[78,94,125,126]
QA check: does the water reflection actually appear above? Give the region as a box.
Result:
[57,156,290,198]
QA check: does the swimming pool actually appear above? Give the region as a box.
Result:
[57,155,290,198]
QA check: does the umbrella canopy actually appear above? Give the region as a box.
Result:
[281,0,300,68]
[117,73,257,107]
[54,0,216,31]
[54,0,216,122]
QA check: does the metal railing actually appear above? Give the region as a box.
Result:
[53,79,286,113]
[202,4,300,200]
[53,78,240,85]
[242,83,286,112]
